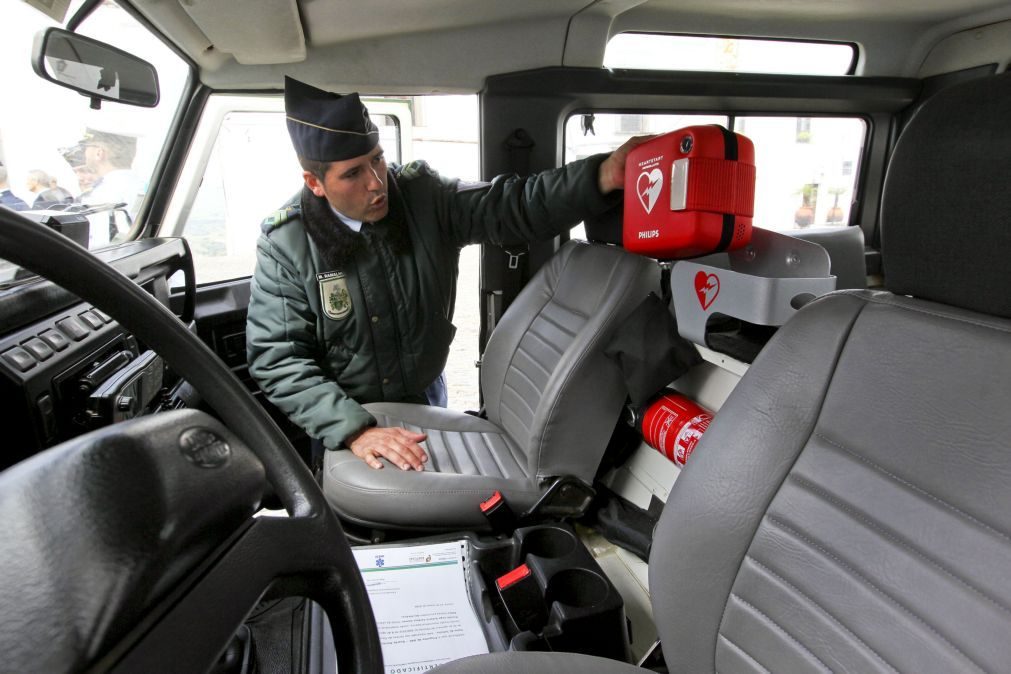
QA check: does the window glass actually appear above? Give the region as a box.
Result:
[735,116,866,230]
[180,108,401,286]
[604,34,855,76]
[0,0,188,260]
[167,94,483,412]
[563,112,866,235]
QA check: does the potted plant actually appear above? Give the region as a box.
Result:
[794,183,818,227]
[826,186,847,224]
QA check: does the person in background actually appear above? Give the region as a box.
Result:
[0,163,29,211]
[26,169,73,208]
[62,145,98,194]
[71,128,145,247]
[76,128,144,213]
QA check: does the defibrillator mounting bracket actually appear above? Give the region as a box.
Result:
[669,226,836,345]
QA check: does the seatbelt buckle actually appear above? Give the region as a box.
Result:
[506,250,526,270]
[480,490,517,533]
[495,563,547,633]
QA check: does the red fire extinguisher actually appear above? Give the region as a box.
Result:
[630,390,713,466]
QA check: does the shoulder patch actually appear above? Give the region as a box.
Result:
[260,204,302,233]
[396,160,435,182]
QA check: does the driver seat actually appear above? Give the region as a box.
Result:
[323,240,655,529]
[434,73,1011,671]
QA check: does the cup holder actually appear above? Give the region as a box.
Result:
[487,524,631,661]
[521,526,577,559]
[545,568,609,609]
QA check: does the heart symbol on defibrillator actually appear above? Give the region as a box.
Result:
[636,168,664,214]
[694,271,720,310]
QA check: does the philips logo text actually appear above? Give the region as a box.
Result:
[638,230,660,239]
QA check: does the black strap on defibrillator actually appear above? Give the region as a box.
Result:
[713,125,739,254]
[659,263,673,306]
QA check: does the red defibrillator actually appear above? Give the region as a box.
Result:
[623,126,756,259]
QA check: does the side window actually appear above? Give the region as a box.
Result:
[734,116,866,230]
[164,94,484,413]
[563,112,866,234]
[165,97,405,286]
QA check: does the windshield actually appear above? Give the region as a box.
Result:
[0,0,188,286]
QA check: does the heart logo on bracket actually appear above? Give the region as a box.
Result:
[636,168,663,214]
[694,271,720,310]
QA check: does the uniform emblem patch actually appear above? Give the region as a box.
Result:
[317,271,353,320]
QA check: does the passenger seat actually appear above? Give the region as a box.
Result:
[322,240,655,530]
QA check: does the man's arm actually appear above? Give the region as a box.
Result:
[247,237,430,470]
[246,236,376,449]
[430,135,654,246]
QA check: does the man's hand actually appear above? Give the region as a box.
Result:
[347,426,429,471]
[597,134,658,195]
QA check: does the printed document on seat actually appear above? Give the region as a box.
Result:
[352,540,490,673]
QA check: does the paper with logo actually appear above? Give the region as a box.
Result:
[351,540,489,673]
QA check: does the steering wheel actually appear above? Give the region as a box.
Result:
[0,208,382,673]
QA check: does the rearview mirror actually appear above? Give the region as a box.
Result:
[32,28,160,108]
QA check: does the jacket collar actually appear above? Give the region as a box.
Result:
[299,169,410,269]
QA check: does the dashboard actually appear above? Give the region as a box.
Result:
[0,237,198,470]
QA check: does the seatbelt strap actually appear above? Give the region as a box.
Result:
[499,128,536,307]
[504,128,535,176]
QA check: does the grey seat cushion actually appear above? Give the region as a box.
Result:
[323,404,541,529]
[368,404,529,480]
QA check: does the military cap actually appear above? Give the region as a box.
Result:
[79,128,137,154]
[61,144,85,168]
[284,76,379,162]
[71,128,138,167]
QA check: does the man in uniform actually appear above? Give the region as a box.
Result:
[75,128,145,247]
[247,77,644,472]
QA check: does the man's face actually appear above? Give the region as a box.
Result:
[304,145,388,222]
[74,165,97,191]
[83,143,102,170]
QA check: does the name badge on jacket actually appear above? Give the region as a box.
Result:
[317,270,353,320]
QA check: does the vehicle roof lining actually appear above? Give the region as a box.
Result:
[127,0,1011,91]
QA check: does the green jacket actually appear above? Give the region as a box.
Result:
[246,155,618,449]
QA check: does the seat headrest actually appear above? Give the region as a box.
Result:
[882,71,1011,318]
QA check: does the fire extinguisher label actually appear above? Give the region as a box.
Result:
[652,404,680,462]
[640,392,714,467]
[674,413,712,465]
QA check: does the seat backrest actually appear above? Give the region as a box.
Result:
[650,72,1011,673]
[480,240,655,484]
